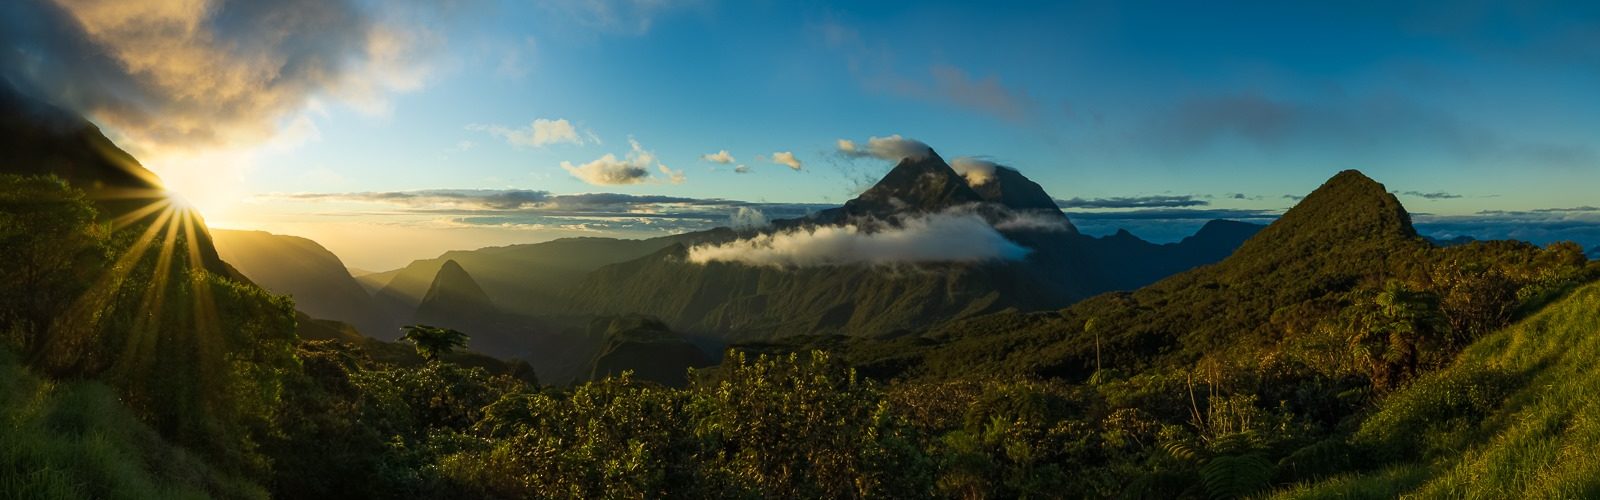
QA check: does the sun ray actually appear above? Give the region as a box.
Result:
[39,202,179,372]
[181,207,222,366]
[110,198,173,231]
[115,205,182,376]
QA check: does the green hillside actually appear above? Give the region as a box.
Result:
[1273,280,1600,498]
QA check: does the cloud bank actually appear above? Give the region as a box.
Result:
[836,134,932,161]
[686,210,1030,268]
[1057,195,1211,209]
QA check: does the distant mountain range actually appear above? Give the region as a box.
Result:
[767,168,1444,380]
[568,152,1264,341]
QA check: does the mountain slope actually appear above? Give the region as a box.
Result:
[1274,279,1600,497]
[212,229,387,335]
[370,233,723,322]
[861,169,1431,380]
[585,315,710,387]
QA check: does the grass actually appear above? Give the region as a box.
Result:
[0,350,265,500]
[1270,280,1600,498]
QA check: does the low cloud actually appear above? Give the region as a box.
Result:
[701,150,735,164]
[767,151,804,170]
[470,118,589,147]
[1056,195,1210,209]
[687,209,1030,267]
[561,138,673,185]
[837,134,932,161]
[1415,208,1600,250]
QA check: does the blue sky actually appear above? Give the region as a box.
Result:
[8,0,1598,269]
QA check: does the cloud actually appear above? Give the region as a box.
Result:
[267,188,833,237]
[470,118,589,147]
[701,150,735,164]
[950,157,1001,187]
[1056,195,1211,209]
[923,64,1035,123]
[658,164,686,184]
[686,209,1030,268]
[561,137,682,185]
[1396,190,1464,200]
[730,207,769,229]
[1414,209,1600,250]
[836,134,932,161]
[562,154,650,185]
[534,0,699,36]
[812,19,1036,124]
[0,0,439,151]
[733,164,751,174]
[1150,90,1598,169]
[767,151,803,170]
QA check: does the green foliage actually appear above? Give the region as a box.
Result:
[398,324,470,362]
[0,350,263,499]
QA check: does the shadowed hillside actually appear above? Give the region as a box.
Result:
[212,229,387,335]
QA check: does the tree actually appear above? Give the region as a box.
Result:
[399,324,469,362]
[1344,281,1449,390]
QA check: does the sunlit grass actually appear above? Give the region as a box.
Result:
[1273,281,1600,497]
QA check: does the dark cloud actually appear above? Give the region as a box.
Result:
[1148,91,1598,169]
[0,0,433,149]
[1396,190,1464,199]
[1056,195,1210,209]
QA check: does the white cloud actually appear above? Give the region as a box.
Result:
[768,151,803,170]
[686,209,1030,267]
[658,164,686,184]
[701,150,735,164]
[561,154,649,185]
[951,157,999,187]
[730,207,769,229]
[733,164,751,174]
[470,118,588,147]
[836,134,932,161]
[561,137,678,185]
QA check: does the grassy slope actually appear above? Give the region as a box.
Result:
[0,351,263,500]
[1273,280,1600,498]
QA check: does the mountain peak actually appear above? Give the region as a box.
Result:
[414,259,497,328]
[1231,169,1420,262]
[835,149,984,219]
[965,163,1073,222]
